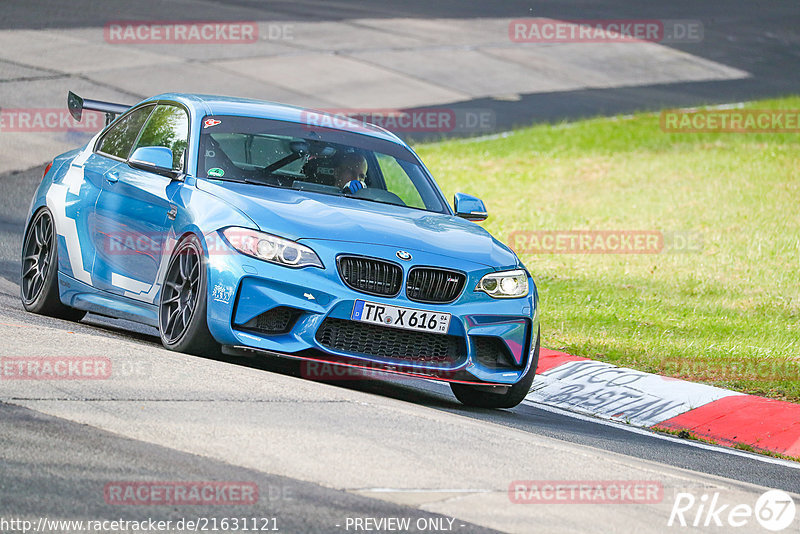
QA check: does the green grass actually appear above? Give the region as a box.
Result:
[413,97,800,402]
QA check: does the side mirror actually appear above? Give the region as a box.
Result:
[454,192,488,221]
[129,146,179,178]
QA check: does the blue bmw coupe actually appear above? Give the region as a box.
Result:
[21,92,540,408]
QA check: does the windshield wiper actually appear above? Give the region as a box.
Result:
[201,176,279,187]
[242,178,270,185]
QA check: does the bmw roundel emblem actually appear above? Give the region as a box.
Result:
[396,250,412,261]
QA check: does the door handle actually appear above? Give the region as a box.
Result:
[105,171,119,183]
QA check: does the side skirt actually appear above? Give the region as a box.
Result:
[58,272,159,327]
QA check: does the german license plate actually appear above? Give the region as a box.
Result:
[351,300,451,334]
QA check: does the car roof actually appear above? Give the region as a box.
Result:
[143,93,408,146]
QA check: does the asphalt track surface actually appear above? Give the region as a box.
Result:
[1,403,498,534]
[1,1,799,533]
[2,0,799,130]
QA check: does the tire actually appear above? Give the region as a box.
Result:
[451,327,540,409]
[158,234,220,356]
[20,208,86,321]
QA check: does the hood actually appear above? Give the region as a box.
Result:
[196,179,518,268]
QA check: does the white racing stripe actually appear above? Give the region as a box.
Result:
[110,272,152,295]
[45,144,95,285]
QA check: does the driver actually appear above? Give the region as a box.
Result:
[333,151,368,193]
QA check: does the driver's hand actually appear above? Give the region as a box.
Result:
[342,180,366,194]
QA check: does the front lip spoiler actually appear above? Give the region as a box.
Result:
[223,345,509,387]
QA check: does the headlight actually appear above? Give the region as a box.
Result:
[221,227,323,268]
[476,269,529,298]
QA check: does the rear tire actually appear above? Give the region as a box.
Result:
[20,208,86,321]
[158,234,220,356]
[451,327,540,409]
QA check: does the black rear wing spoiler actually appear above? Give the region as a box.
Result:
[68,91,131,126]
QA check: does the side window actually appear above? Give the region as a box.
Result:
[96,105,154,160]
[132,104,189,171]
[376,154,425,209]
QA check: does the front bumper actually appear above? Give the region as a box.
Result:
[204,236,539,386]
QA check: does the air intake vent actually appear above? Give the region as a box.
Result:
[337,256,403,297]
[473,336,521,370]
[238,306,299,335]
[406,267,466,304]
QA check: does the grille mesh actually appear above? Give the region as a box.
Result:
[315,318,461,363]
[337,256,402,297]
[406,267,466,303]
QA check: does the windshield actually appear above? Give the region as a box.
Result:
[198,115,447,213]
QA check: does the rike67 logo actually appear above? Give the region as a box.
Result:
[669,489,796,531]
